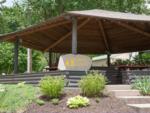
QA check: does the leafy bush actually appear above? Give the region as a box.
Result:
[17,81,26,88]
[51,98,59,105]
[132,76,150,95]
[35,99,45,106]
[39,76,65,98]
[79,73,106,97]
[67,95,89,109]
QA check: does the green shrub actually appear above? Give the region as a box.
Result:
[79,73,106,97]
[17,81,26,88]
[51,98,59,105]
[39,76,65,98]
[67,95,89,109]
[35,99,45,106]
[132,76,150,95]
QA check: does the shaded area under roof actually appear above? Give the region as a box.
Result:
[0,9,150,54]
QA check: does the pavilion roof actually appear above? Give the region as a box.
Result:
[0,9,150,54]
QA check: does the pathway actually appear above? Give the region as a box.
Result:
[106,85,150,113]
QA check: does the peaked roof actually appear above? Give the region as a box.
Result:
[0,9,150,54]
[69,9,150,22]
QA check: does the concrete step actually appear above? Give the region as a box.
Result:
[68,79,80,83]
[69,79,79,83]
[128,104,150,113]
[68,76,82,79]
[65,75,83,87]
[118,96,150,99]
[68,82,78,87]
[106,85,131,91]
[117,96,150,104]
[111,90,140,97]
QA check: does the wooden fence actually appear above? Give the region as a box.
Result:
[0,68,121,87]
[0,71,86,87]
[0,69,149,87]
[91,67,122,84]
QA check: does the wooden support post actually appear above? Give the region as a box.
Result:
[27,48,32,73]
[49,51,52,68]
[107,53,111,67]
[72,17,77,54]
[13,38,19,74]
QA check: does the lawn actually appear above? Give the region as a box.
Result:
[0,84,38,113]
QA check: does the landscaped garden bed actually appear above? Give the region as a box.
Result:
[0,73,150,113]
[24,73,140,113]
[24,88,136,113]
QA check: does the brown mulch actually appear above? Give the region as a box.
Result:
[24,88,143,113]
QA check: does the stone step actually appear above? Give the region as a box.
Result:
[127,104,150,113]
[68,79,80,83]
[68,76,82,79]
[118,96,150,99]
[111,90,140,97]
[106,85,131,91]
[69,80,79,83]
[117,96,150,104]
[68,82,78,87]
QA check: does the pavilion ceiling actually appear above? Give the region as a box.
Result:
[0,9,150,54]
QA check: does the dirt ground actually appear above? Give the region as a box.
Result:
[24,88,147,113]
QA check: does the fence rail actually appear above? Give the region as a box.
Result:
[0,71,86,87]
[1,69,149,87]
[0,69,122,86]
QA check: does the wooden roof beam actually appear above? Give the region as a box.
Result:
[2,17,85,41]
[2,20,71,41]
[98,20,111,52]
[22,41,44,50]
[113,21,150,38]
[38,31,57,42]
[44,18,90,52]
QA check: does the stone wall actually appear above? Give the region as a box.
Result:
[121,70,150,84]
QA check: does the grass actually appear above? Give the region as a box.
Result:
[0,84,38,112]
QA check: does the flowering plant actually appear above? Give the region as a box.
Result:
[67,95,89,109]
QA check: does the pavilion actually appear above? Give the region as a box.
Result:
[0,9,150,74]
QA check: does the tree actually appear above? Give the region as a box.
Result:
[134,52,150,65]
[0,0,6,4]
[0,1,48,74]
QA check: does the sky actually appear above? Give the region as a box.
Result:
[3,0,14,7]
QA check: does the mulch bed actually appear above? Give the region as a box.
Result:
[24,88,141,113]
